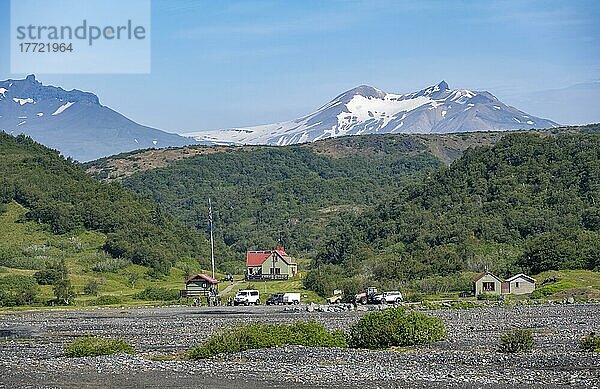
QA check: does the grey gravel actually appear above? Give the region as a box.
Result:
[0,304,599,388]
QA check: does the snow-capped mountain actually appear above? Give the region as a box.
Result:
[184,81,559,146]
[0,75,196,161]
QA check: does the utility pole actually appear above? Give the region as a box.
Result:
[208,198,215,279]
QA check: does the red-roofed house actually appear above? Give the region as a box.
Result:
[246,246,298,280]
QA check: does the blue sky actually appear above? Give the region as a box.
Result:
[1,0,599,131]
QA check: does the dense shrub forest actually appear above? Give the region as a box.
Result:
[305,132,600,295]
[0,133,211,275]
[116,136,442,256]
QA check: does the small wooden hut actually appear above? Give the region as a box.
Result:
[180,273,219,298]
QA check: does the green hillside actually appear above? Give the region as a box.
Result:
[0,201,212,307]
[86,126,600,263]
[0,133,214,276]
[305,131,600,296]
[90,135,444,257]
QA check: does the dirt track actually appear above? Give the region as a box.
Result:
[1,304,599,388]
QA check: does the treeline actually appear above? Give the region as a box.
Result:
[0,133,211,275]
[116,136,442,256]
[305,132,600,296]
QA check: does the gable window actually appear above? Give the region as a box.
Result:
[483,282,495,292]
[516,281,520,288]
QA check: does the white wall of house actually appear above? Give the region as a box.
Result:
[509,277,535,294]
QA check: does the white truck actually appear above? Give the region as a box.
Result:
[233,289,260,306]
[282,292,301,305]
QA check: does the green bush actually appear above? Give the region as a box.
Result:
[348,307,446,349]
[0,245,45,270]
[477,293,503,301]
[134,286,179,301]
[0,274,38,306]
[14,257,46,270]
[33,267,62,285]
[579,333,600,352]
[53,278,76,305]
[403,291,425,303]
[83,280,100,296]
[34,259,69,286]
[188,320,347,359]
[65,337,135,357]
[90,295,122,306]
[498,329,534,353]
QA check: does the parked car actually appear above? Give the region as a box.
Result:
[233,289,260,306]
[266,293,284,305]
[373,291,403,304]
[266,292,300,305]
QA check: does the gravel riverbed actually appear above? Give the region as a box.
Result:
[0,304,599,388]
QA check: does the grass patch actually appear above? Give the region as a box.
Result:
[531,270,600,299]
[65,337,135,357]
[134,286,180,301]
[90,295,123,306]
[531,280,578,298]
[188,320,346,359]
[348,307,446,349]
[498,329,534,353]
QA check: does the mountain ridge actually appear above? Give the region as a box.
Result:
[184,81,560,145]
[0,75,197,161]
[87,125,600,181]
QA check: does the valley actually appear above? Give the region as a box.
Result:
[2,125,600,310]
[1,2,598,388]
[85,126,600,301]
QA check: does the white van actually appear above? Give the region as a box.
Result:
[234,289,260,306]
